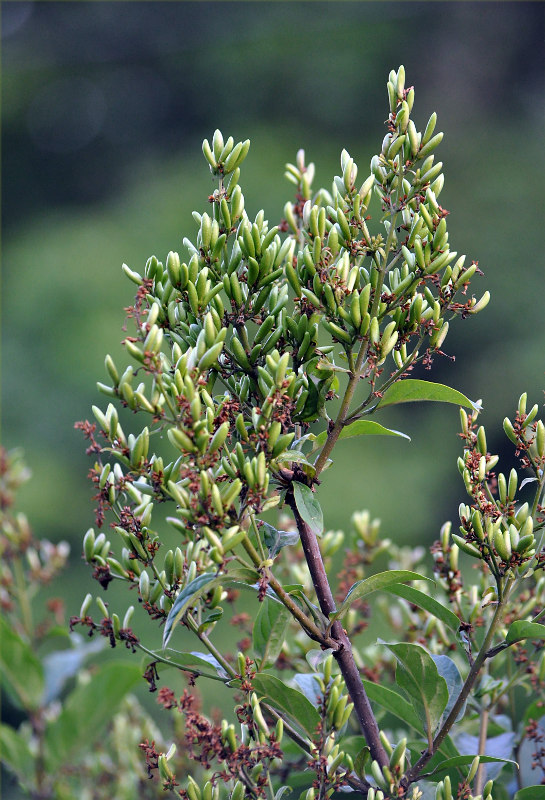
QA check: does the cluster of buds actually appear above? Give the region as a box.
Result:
[282,65,489,409]
[451,394,544,579]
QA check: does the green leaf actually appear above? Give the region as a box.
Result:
[160,650,229,679]
[386,584,460,633]
[44,661,142,771]
[383,641,448,737]
[505,620,545,645]
[253,599,291,668]
[249,674,320,738]
[361,680,423,732]
[314,419,410,449]
[332,570,433,622]
[274,450,316,477]
[431,654,465,723]
[262,522,299,558]
[163,567,258,647]
[515,787,545,799]
[427,754,518,780]
[376,379,481,411]
[293,481,323,538]
[0,723,33,782]
[0,615,44,711]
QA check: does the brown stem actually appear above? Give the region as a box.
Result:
[287,490,389,769]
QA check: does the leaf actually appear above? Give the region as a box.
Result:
[427,753,518,780]
[377,379,481,412]
[163,567,258,647]
[274,450,316,477]
[250,674,320,737]
[515,789,545,800]
[455,730,516,783]
[293,481,323,538]
[506,620,545,645]
[0,723,33,781]
[160,649,229,679]
[42,634,104,704]
[361,680,423,732]
[0,615,44,711]
[253,598,291,667]
[386,584,460,633]
[44,661,142,771]
[431,655,465,723]
[332,570,433,622]
[383,641,448,737]
[306,648,334,672]
[262,522,299,558]
[292,673,323,706]
[313,419,410,449]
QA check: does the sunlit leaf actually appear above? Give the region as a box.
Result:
[506,620,545,645]
[332,570,433,622]
[377,379,480,411]
[313,420,410,449]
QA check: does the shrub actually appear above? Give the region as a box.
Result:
[63,66,545,798]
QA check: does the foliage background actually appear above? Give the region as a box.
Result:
[1,1,544,792]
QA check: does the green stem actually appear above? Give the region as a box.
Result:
[185,612,238,678]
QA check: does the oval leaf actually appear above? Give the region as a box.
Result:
[515,789,545,800]
[361,680,423,732]
[383,641,448,737]
[253,599,291,668]
[332,570,433,622]
[387,584,460,632]
[250,674,320,738]
[163,567,259,648]
[377,379,481,411]
[293,481,323,538]
[314,420,410,449]
[506,620,545,645]
[428,753,518,780]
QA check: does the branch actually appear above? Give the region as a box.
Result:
[286,489,389,769]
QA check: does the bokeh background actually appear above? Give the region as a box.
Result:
[1,0,544,777]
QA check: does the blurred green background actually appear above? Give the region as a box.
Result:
[1,0,544,758]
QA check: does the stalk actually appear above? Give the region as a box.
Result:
[286,491,389,769]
